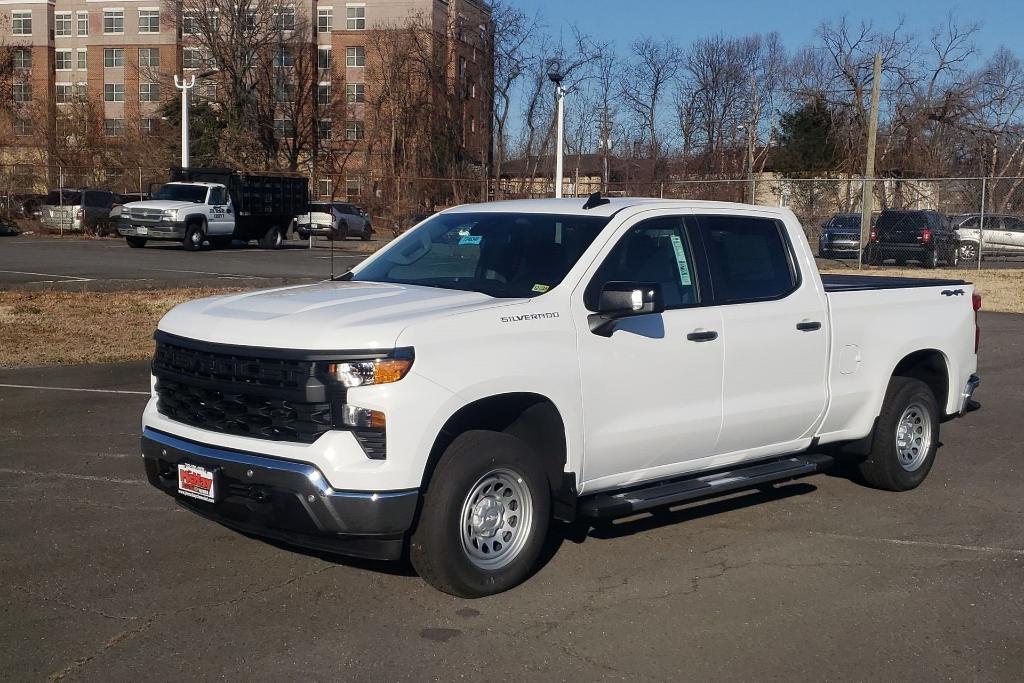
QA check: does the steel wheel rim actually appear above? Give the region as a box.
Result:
[459,468,533,570]
[190,229,201,246]
[895,402,932,472]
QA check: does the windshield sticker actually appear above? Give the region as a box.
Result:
[669,234,692,286]
[459,235,483,246]
[531,284,550,293]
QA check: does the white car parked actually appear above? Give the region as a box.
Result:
[140,196,982,597]
[294,201,373,241]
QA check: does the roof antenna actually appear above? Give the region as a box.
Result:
[582,191,610,210]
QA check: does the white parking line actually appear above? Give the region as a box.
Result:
[0,383,149,396]
[0,467,142,485]
[143,267,259,279]
[810,531,1024,557]
[0,269,93,283]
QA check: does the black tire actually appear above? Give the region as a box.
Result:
[960,241,979,263]
[361,223,373,241]
[410,430,551,598]
[125,236,147,248]
[259,225,282,249]
[857,377,940,491]
[183,222,204,251]
[946,243,960,267]
[923,248,939,269]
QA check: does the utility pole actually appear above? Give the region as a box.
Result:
[859,53,882,270]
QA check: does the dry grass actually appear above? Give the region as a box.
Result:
[818,266,1024,314]
[0,288,246,368]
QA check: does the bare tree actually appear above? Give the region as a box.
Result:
[620,37,682,177]
[489,1,540,190]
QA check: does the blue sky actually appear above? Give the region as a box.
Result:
[512,0,1024,59]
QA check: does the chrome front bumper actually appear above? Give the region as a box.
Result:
[141,428,419,559]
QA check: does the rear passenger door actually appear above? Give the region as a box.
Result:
[1000,217,1024,253]
[694,211,829,461]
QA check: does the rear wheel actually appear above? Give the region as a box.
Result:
[125,236,147,248]
[410,430,550,598]
[183,223,204,251]
[923,248,939,269]
[857,377,940,491]
[361,223,373,241]
[946,243,960,267]
[259,225,283,249]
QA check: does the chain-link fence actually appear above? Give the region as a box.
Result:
[3,163,1022,269]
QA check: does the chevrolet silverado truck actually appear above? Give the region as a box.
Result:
[141,196,981,597]
[118,167,307,250]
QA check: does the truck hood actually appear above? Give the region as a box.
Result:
[124,200,202,212]
[158,280,511,350]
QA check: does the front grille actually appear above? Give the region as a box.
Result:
[130,208,165,221]
[153,338,336,444]
[155,377,333,443]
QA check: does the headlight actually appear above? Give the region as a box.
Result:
[162,209,177,219]
[328,358,413,388]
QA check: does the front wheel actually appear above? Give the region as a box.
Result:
[960,241,978,262]
[183,223,204,251]
[410,430,550,598]
[857,377,940,491]
[125,236,147,248]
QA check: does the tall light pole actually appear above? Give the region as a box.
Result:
[548,62,565,198]
[173,69,218,169]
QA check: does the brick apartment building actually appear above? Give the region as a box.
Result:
[1,0,492,198]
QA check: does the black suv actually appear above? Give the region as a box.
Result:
[864,209,960,268]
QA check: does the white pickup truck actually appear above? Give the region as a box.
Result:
[141,197,981,597]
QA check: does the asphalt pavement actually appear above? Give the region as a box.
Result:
[0,312,1021,680]
[0,236,369,290]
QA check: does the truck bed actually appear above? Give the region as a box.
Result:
[821,273,968,292]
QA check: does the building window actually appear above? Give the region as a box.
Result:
[15,119,33,136]
[346,46,365,67]
[104,118,124,137]
[139,82,160,102]
[345,120,364,140]
[318,46,332,70]
[317,178,333,197]
[55,50,72,71]
[346,5,365,30]
[55,12,72,37]
[13,48,31,69]
[183,48,203,69]
[78,11,89,36]
[77,48,87,70]
[103,9,124,34]
[140,118,157,134]
[274,81,295,102]
[13,83,32,103]
[274,48,294,68]
[104,83,125,102]
[318,7,332,33]
[274,6,295,31]
[182,11,197,35]
[104,48,124,68]
[206,9,220,32]
[346,177,361,197]
[139,9,159,34]
[459,56,466,77]
[12,10,32,35]
[318,119,332,141]
[139,48,160,68]
[56,84,73,104]
[346,82,364,103]
[245,11,257,31]
[275,119,296,138]
[317,83,331,106]
[200,81,216,100]
[74,83,88,99]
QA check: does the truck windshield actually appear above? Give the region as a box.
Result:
[153,184,208,203]
[352,212,611,298]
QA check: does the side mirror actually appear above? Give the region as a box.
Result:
[588,281,664,337]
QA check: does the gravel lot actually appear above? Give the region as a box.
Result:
[0,313,1020,680]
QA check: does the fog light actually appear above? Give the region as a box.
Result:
[341,405,386,429]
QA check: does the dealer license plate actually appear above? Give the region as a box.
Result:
[178,463,216,503]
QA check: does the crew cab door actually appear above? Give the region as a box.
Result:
[206,186,234,236]
[573,212,724,491]
[693,210,828,459]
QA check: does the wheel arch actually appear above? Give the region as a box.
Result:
[891,348,950,413]
[422,393,575,520]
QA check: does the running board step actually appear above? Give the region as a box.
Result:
[578,454,834,519]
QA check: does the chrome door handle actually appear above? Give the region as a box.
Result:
[796,321,822,332]
[686,329,719,342]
